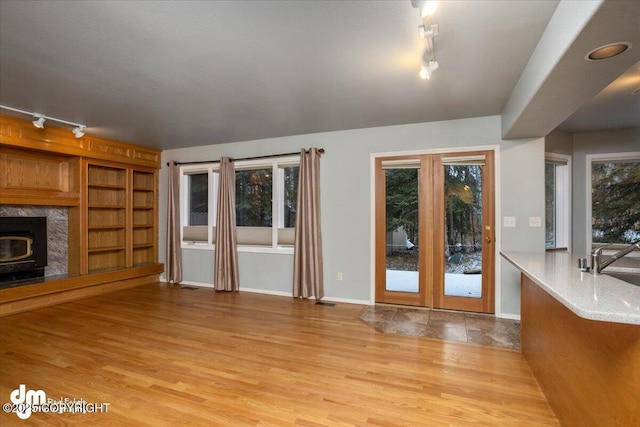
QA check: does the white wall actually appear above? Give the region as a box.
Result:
[159,115,545,317]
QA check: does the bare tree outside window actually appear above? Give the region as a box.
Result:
[591,160,640,245]
[283,166,299,228]
[236,169,272,227]
[188,173,208,225]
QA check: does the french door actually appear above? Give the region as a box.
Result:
[375,151,495,313]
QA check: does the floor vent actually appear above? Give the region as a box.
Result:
[315,301,336,307]
[181,286,199,290]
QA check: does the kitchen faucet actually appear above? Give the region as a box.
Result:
[590,241,640,274]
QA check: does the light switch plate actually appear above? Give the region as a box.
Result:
[504,216,516,227]
[529,216,542,227]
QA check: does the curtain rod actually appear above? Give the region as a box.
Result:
[167,148,324,167]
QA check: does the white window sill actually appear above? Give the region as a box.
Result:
[181,242,294,255]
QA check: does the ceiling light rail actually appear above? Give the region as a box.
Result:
[0,105,87,138]
[411,0,439,80]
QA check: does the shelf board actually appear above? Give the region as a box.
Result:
[88,183,127,189]
[133,187,155,192]
[133,224,154,228]
[133,243,154,249]
[88,225,126,230]
[133,205,153,210]
[88,204,126,209]
[88,245,126,253]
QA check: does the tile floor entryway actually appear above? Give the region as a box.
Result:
[360,305,520,350]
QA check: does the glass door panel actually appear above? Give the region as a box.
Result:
[433,151,495,313]
[443,164,483,299]
[375,156,429,307]
[385,168,419,293]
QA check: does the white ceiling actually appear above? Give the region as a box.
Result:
[0,0,638,150]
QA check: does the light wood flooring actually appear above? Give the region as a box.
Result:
[0,284,558,426]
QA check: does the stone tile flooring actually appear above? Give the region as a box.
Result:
[359,305,520,350]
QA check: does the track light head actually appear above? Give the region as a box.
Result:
[411,0,437,18]
[32,114,45,129]
[419,60,439,80]
[72,125,85,139]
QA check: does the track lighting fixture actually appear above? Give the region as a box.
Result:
[32,114,45,129]
[72,126,86,139]
[0,105,87,138]
[412,1,439,81]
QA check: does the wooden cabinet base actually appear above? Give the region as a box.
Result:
[0,264,163,316]
[521,274,640,426]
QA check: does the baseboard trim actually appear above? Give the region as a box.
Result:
[1,274,159,317]
[496,312,521,321]
[162,280,370,306]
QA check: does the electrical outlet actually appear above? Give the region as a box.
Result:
[504,216,516,227]
[337,272,343,281]
[529,216,542,227]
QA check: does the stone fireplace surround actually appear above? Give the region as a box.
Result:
[0,205,68,278]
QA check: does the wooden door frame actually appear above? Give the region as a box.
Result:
[374,155,432,306]
[432,150,495,313]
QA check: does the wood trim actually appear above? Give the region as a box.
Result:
[126,167,134,267]
[374,157,387,302]
[0,273,161,317]
[432,153,446,308]
[0,263,164,303]
[0,146,81,206]
[521,274,640,426]
[0,114,161,168]
[419,155,432,307]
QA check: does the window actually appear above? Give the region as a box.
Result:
[236,168,273,227]
[545,154,570,250]
[181,167,217,245]
[588,153,640,249]
[188,173,208,226]
[180,156,299,253]
[282,166,298,228]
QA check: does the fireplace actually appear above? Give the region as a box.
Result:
[0,217,47,283]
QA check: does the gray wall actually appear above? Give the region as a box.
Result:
[159,115,546,317]
[499,138,546,315]
[545,130,573,155]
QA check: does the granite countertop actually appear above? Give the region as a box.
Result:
[501,251,640,325]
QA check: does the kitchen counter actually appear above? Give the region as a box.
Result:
[502,250,640,425]
[501,251,640,325]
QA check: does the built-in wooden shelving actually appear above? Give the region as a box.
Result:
[0,114,163,316]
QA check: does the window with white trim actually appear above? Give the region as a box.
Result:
[545,153,571,250]
[181,165,218,246]
[587,153,640,250]
[180,156,299,253]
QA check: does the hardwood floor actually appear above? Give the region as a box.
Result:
[0,284,558,426]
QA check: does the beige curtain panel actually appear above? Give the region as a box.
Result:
[166,160,182,283]
[293,148,324,299]
[215,157,239,291]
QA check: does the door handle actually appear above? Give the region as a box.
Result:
[484,236,492,244]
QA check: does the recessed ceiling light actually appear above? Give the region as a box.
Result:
[586,42,631,61]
